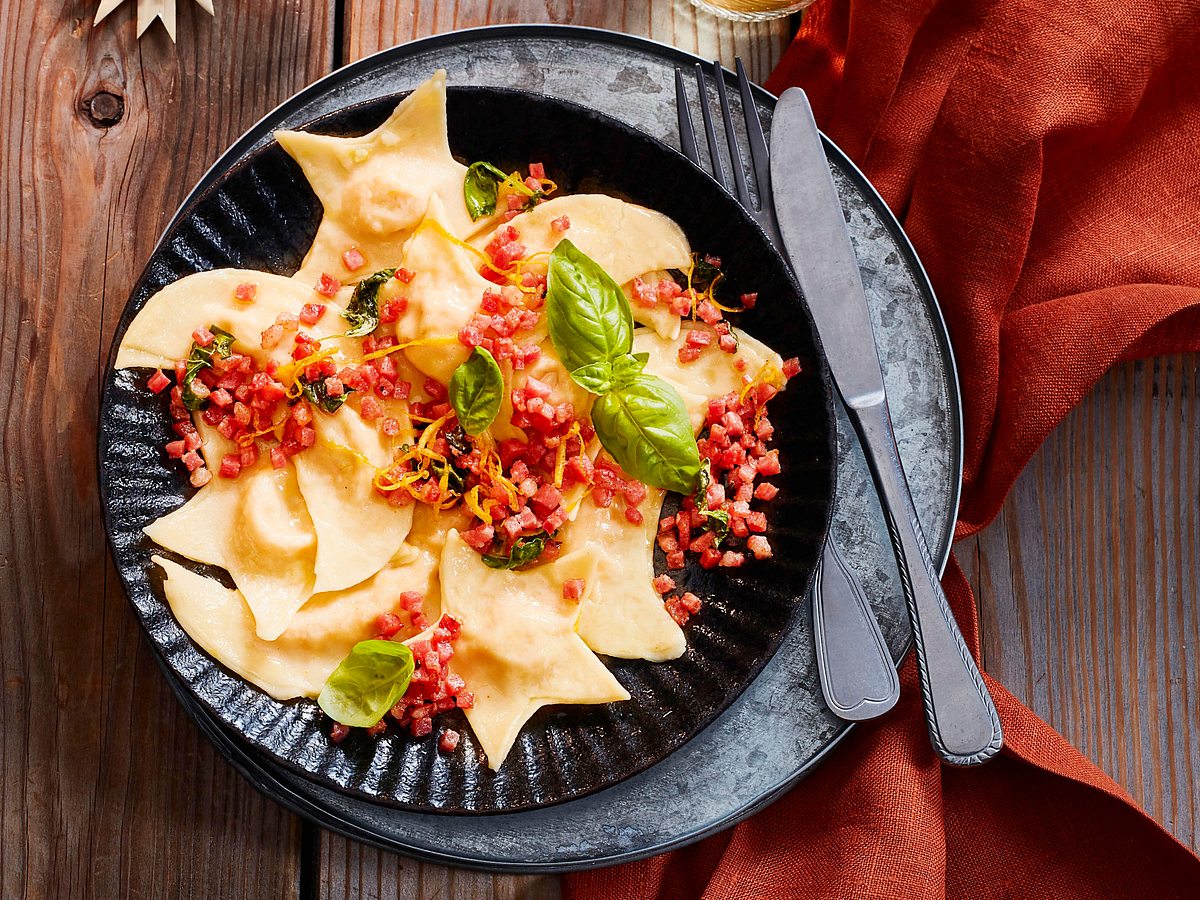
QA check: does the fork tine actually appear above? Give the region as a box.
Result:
[736,58,772,212]
[674,67,700,167]
[693,64,729,192]
[713,60,752,210]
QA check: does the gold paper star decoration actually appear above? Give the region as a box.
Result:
[94,0,215,42]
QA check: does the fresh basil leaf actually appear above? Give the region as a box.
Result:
[318,639,414,728]
[570,360,615,395]
[343,268,396,338]
[301,377,353,413]
[610,351,649,390]
[181,325,236,411]
[464,161,510,221]
[700,507,731,544]
[449,347,503,435]
[591,374,701,495]
[482,532,549,570]
[546,239,633,373]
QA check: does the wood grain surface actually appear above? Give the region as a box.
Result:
[960,353,1200,852]
[2,2,1196,898]
[0,1,331,897]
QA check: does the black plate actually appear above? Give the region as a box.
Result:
[99,86,836,814]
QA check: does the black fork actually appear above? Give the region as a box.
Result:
[675,59,900,723]
[675,59,780,244]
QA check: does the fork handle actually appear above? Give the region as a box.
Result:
[813,536,900,720]
[848,399,1003,765]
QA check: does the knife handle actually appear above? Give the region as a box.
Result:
[813,536,900,721]
[848,400,1003,765]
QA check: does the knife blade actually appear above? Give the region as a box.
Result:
[770,87,1003,765]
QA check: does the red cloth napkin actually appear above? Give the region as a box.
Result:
[565,1,1200,896]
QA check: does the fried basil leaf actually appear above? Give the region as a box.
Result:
[482,532,550,570]
[343,267,397,338]
[464,161,510,221]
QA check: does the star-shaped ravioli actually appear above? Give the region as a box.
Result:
[439,531,630,768]
[275,70,478,285]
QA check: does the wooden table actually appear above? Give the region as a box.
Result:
[2,3,1195,897]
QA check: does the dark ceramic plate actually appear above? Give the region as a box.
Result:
[99,86,837,814]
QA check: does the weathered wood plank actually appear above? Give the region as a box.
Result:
[315,4,793,897]
[961,353,1200,852]
[0,2,333,897]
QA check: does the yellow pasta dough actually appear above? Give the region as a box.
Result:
[439,531,629,768]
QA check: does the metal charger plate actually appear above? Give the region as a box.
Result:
[123,25,962,870]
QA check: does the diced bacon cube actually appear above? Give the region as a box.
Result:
[462,523,495,552]
[529,483,563,518]
[756,450,781,476]
[782,357,801,379]
[380,296,408,323]
[209,388,233,408]
[563,578,586,601]
[755,482,779,501]
[669,294,693,316]
[631,277,657,308]
[183,431,202,452]
[746,511,768,533]
[678,346,702,364]
[147,370,171,393]
[686,329,713,348]
[439,729,461,753]
[695,299,722,325]
[270,446,287,469]
[375,612,402,638]
[298,426,316,448]
[315,273,341,297]
[551,215,570,233]
[718,333,738,353]
[218,454,241,479]
[722,411,745,437]
[739,292,758,309]
[653,574,676,595]
[235,282,257,303]
[189,466,212,488]
[165,440,186,459]
[260,324,284,350]
[699,547,722,570]
[276,312,300,331]
[666,550,686,570]
[191,327,215,348]
[181,450,204,472]
[624,506,644,525]
[342,247,365,272]
[528,162,545,180]
[330,723,350,743]
[360,394,383,421]
[719,550,745,568]
[395,267,415,284]
[299,303,326,325]
[239,443,259,469]
[747,535,773,560]
[680,592,702,614]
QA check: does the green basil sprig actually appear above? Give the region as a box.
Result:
[181,325,236,411]
[448,347,503,435]
[546,240,701,494]
[591,375,701,496]
[318,639,415,728]
[463,161,510,221]
[343,268,397,338]
[546,240,634,374]
[482,532,550,570]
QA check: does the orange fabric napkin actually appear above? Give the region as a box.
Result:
[565,1,1200,896]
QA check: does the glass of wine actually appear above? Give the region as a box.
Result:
[690,0,815,21]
